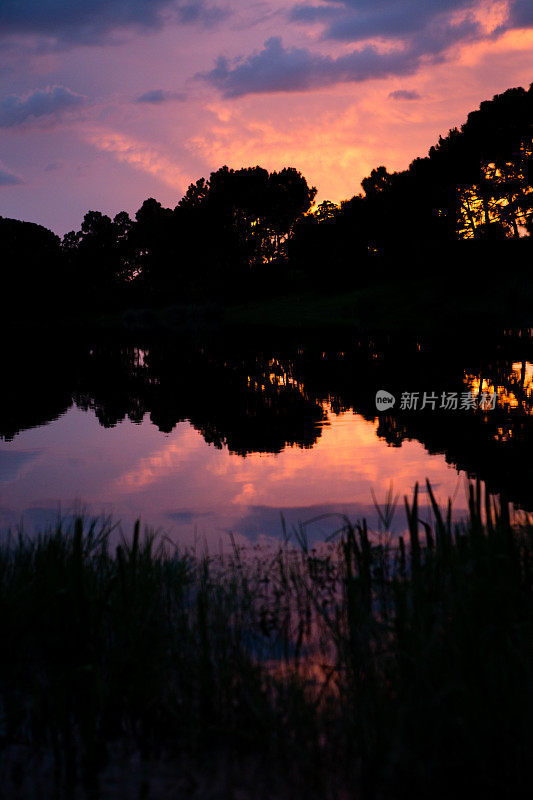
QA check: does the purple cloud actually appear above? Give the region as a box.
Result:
[0,86,86,128]
[0,167,23,186]
[510,0,533,26]
[0,0,227,48]
[200,21,479,98]
[135,89,187,104]
[291,0,477,42]
[202,0,507,98]
[389,89,421,100]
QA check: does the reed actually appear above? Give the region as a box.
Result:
[0,481,531,798]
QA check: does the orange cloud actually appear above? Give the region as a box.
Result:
[111,405,465,512]
[187,18,533,204]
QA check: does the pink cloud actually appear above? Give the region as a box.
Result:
[86,128,191,191]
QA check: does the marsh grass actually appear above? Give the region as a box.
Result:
[0,480,532,798]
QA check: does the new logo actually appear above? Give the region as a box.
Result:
[375,390,396,410]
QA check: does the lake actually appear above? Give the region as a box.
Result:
[1,326,532,547]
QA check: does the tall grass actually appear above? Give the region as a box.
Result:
[0,481,532,798]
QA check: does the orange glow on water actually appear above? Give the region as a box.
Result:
[0,403,468,547]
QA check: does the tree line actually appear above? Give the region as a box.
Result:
[2,84,533,318]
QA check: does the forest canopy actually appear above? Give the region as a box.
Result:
[1,84,533,316]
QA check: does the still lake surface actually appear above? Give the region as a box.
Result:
[1,327,532,546]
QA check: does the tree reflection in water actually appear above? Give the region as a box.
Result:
[2,328,533,508]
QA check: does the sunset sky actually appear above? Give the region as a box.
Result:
[0,0,532,235]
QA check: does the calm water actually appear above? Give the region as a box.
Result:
[1,328,532,546]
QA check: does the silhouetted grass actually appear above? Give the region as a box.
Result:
[0,481,532,798]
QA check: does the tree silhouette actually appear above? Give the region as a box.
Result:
[0,216,64,319]
[4,84,533,316]
[62,210,136,304]
[333,83,533,264]
[177,165,316,273]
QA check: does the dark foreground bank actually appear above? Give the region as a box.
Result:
[0,481,532,799]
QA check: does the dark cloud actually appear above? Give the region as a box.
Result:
[290,4,340,24]
[203,0,510,98]
[0,167,23,185]
[135,89,187,104]
[510,0,533,27]
[201,25,476,97]
[291,0,476,42]
[291,0,533,45]
[389,89,421,100]
[0,86,85,128]
[0,0,227,48]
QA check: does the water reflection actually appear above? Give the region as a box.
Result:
[1,328,533,542]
